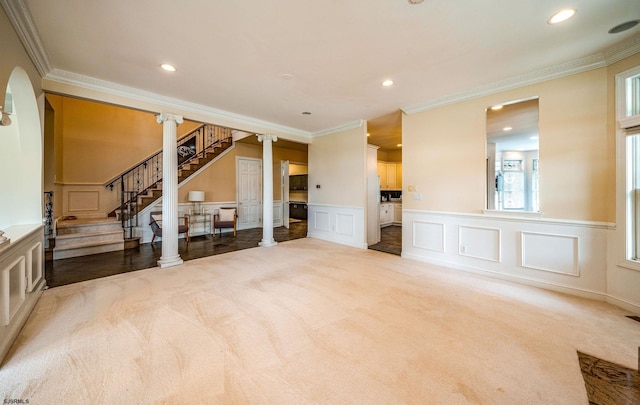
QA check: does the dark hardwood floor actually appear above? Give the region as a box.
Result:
[368,225,402,256]
[579,350,640,404]
[45,221,307,288]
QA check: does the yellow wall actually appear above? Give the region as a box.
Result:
[308,125,367,207]
[289,163,308,175]
[178,142,308,203]
[386,150,402,162]
[47,95,201,184]
[0,8,42,110]
[403,68,609,222]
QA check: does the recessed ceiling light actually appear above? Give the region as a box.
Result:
[530,136,539,140]
[548,9,576,25]
[281,73,294,80]
[160,64,176,72]
[609,20,639,34]
[397,143,402,147]
[382,79,394,87]
[408,0,424,4]
[503,126,513,131]
[491,105,503,111]
[302,111,311,115]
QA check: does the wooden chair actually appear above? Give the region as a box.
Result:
[149,212,190,243]
[213,207,237,238]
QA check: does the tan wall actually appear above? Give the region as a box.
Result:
[48,95,200,184]
[403,68,610,222]
[178,142,308,203]
[308,126,367,207]
[0,8,42,111]
[289,163,308,175]
[386,150,402,162]
[377,149,402,162]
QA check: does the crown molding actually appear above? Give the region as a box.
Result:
[0,0,52,76]
[402,34,640,115]
[311,119,364,138]
[44,69,312,138]
[604,34,640,65]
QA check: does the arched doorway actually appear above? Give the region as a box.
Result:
[0,66,42,229]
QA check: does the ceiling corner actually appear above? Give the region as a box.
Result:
[1,0,53,76]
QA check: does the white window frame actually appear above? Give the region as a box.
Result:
[616,65,640,271]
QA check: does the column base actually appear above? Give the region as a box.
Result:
[158,255,184,268]
[258,239,278,247]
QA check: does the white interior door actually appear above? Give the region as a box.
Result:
[237,157,262,229]
[282,160,290,229]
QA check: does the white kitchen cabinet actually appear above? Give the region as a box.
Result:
[380,203,393,226]
[386,164,397,190]
[393,204,402,225]
[377,162,387,189]
[378,161,402,190]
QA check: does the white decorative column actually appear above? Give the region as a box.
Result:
[156,112,184,268]
[258,134,278,247]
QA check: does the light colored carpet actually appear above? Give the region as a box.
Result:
[1,238,638,403]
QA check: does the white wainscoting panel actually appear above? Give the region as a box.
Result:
[412,221,445,252]
[273,201,283,228]
[2,256,25,326]
[335,213,355,237]
[313,210,331,232]
[521,232,579,276]
[0,225,46,364]
[68,190,100,212]
[138,201,286,243]
[27,241,43,292]
[458,226,501,263]
[402,210,610,303]
[308,204,366,249]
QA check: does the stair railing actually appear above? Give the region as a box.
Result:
[43,191,54,237]
[121,191,138,240]
[105,123,235,233]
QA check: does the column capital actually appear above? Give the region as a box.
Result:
[257,133,278,143]
[156,112,184,125]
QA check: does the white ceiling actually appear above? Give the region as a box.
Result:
[5,0,640,144]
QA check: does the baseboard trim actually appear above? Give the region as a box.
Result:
[401,252,609,303]
[308,232,368,250]
[606,295,640,314]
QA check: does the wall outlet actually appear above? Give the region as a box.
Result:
[413,193,422,200]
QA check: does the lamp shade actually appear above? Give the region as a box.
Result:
[188,190,205,202]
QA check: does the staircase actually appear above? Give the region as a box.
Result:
[51,123,237,260]
[115,135,232,219]
[53,217,124,259]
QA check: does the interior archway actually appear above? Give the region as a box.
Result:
[0,66,42,229]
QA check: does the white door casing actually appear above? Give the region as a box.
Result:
[237,157,262,229]
[282,160,290,229]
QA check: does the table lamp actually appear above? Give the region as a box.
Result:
[188,190,205,214]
